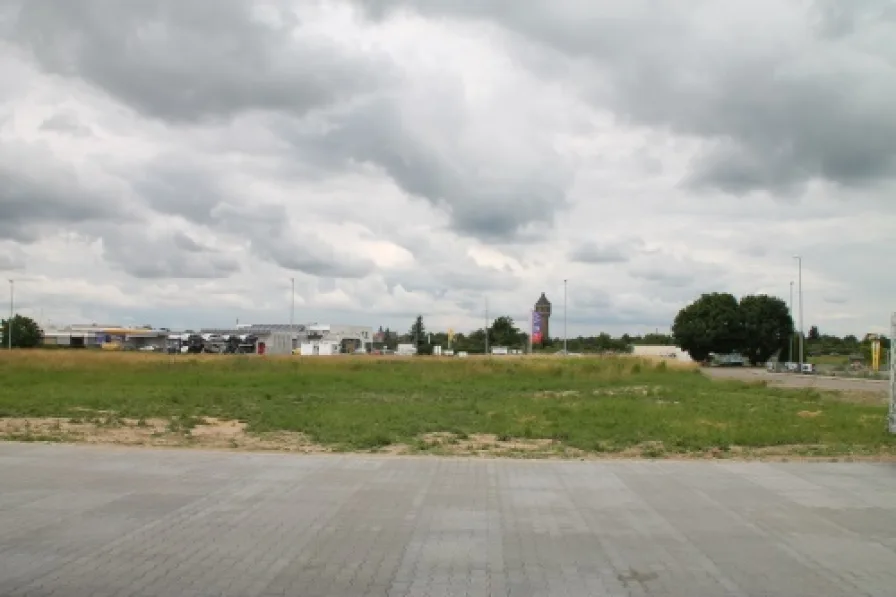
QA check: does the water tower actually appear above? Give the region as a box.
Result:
[534,292,552,343]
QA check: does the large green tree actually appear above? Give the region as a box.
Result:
[739,294,794,365]
[1,314,43,349]
[672,292,744,362]
[488,316,526,349]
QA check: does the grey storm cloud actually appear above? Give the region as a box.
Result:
[5,0,574,243]
[257,234,376,279]
[568,240,637,264]
[172,231,208,253]
[627,253,730,301]
[0,246,25,271]
[100,227,241,280]
[382,232,521,294]
[355,0,896,196]
[131,158,227,225]
[39,112,92,136]
[0,144,133,242]
[284,97,571,241]
[8,0,394,123]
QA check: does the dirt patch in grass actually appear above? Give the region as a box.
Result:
[0,417,331,453]
[534,390,580,398]
[696,419,730,429]
[797,410,823,419]
[592,385,659,397]
[409,432,584,458]
[3,419,896,462]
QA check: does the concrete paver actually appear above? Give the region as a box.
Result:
[1,443,896,596]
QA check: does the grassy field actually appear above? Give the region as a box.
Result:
[0,351,893,459]
[809,355,851,366]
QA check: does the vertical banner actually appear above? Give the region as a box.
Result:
[531,311,543,345]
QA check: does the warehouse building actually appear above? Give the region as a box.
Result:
[198,323,374,356]
[42,324,170,351]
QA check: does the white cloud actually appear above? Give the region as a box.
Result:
[1,0,894,337]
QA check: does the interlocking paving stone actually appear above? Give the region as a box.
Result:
[1,444,895,596]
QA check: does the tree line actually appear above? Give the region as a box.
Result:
[671,292,891,365]
[377,317,674,355]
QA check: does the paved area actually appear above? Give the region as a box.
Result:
[704,367,888,394]
[2,444,896,596]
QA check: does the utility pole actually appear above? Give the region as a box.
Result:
[793,256,803,370]
[484,297,489,355]
[563,279,568,355]
[789,281,794,364]
[7,279,13,351]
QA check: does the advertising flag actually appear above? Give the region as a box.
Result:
[531,311,543,345]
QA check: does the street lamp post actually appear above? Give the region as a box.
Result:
[563,279,568,355]
[289,277,295,329]
[793,256,803,370]
[789,281,794,364]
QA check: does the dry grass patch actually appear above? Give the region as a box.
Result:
[534,390,580,398]
[797,410,823,419]
[0,416,331,453]
[592,385,659,396]
[413,432,583,458]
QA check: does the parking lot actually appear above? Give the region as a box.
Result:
[2,443,896,596]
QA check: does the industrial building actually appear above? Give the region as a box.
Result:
[42,324,170,351]
[40,321,374,356]
[198,323,374,356]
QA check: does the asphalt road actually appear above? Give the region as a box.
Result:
[2,444,896,596]
[703,367,889,394]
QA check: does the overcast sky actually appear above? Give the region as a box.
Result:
[1,0,894,336]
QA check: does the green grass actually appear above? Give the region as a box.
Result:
[0,352,893,456]
[809,355,851,366]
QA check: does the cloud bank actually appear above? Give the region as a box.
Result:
[1,0,893,335]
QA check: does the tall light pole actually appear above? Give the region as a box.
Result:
[793,256,803,370]
[289,277,295,328]
[563,278,568,355]
[289,277,295,352]
[789,281,794,364]
[7,279,13,350]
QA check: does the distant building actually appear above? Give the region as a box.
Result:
[534,292,552,345]
[631,345,694,362]
[201,323,374,356]
[42,324,169,351]
[395,343,416,356]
